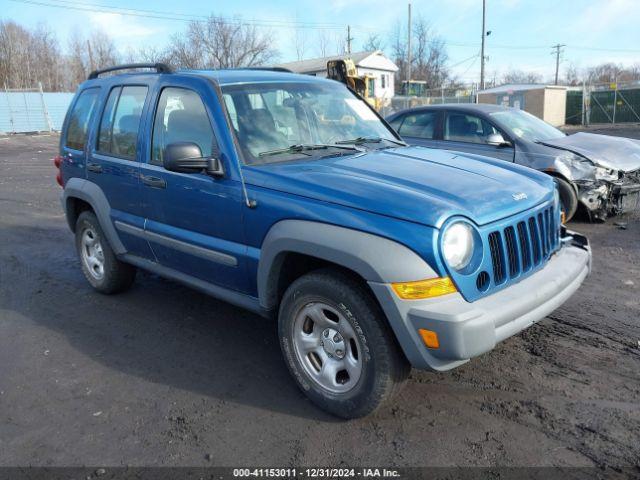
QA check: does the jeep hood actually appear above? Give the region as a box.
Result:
[539,132,640,173]
[243,147,554,228]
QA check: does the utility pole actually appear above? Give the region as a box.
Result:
[552,43,566,85]
[480,0,486,91]
[87,39,95,72]
[346,25,353,55]
[406,1,412,87]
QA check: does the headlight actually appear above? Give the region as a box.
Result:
[442,222,474,271]
[594,166,618,181]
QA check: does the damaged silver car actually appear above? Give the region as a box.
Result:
[386,104,640,221]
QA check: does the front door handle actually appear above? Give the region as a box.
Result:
[141,174,167,189]
[87,163,102,173]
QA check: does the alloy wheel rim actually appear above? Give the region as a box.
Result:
[292,301,363,394]
[80,227,105,280]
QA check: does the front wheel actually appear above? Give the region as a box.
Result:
[278,269,410,419]
[554,177,578,222]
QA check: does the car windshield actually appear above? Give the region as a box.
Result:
[220,81,398,164]
[489,109,565,142]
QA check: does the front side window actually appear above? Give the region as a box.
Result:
[65,88,100,151]
[151,87,215,166]
[444,112,498,144]
[490,109,565,142]
[221,82,396,165]
[398,111,438,139]
[97,85,148,160]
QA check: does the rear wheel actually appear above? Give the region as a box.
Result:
[75,211,136,294]
[278,268,410,419]
[554,177,578,222]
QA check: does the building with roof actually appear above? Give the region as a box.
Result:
[277,51,399,100]
[477,84,568,126]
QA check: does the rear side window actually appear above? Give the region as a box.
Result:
[97,85,148,160]
[398,111,438,139]
[65,88,100,151]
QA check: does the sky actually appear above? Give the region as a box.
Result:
[2,0,640,84]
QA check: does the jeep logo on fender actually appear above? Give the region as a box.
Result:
[512,192,528,201]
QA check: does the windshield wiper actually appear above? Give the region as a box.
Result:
[335,136,407,146]
[258,143,363,157]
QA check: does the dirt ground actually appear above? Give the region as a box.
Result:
[0,129,639,473]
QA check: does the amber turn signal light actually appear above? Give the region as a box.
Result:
[391,277,457,300]
[418,328,440,349]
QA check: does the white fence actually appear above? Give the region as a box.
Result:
[1,85,74,133]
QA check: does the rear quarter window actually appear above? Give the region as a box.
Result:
[65,88,100,151]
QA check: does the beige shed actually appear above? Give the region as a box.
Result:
[477,84,568,126]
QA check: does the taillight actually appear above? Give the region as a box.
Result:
[53,155,64,187]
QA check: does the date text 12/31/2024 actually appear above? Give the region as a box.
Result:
[233,468,401,478]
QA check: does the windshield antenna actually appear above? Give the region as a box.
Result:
[211,75,257,209]
[237,161,257,209]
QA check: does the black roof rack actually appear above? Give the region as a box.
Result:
[242,67,293,73]
[88,63,173,80]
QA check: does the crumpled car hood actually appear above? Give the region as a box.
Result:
[244,146,554,228]
[539,132,640,173]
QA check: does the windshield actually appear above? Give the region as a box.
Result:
[490,109,565,142]
[221,81,397,164]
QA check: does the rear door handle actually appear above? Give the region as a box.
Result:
[141,175,167,189]
[87,163,102,173]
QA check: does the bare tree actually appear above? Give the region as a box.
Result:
[501,69,542,84]
[65,29,118,87]
[390,20,407,86]
[411,17,449,89]
[389,17,451,92]
[167,16,277,69]
[293,27,307,61]
[564,63,581,86]
[362,33,384,52]
[0,21,32,88]
[0,20,66,90]
[585,62,640,84]
[316,30,330,58]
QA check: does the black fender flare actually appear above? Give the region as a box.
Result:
[257,219,437,310]
[62,178,126,255]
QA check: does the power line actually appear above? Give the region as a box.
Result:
[8,0,370,30]
[448,52,481,69]
[447,41,640,53]
[10,0,640,54]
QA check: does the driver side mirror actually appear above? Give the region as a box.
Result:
[163,142,224,177]
[486,133,512,147]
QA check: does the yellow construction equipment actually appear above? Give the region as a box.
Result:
[326,59,380,110]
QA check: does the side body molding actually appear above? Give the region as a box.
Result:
[62,177,126,255]
[258,220,437,310]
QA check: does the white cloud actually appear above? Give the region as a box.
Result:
[88,12,158,39]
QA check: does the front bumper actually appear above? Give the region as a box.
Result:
[369,231,591,371]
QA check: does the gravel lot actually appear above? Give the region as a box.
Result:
[0,129,639,473]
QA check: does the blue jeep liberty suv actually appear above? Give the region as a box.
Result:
[56,63,592,418]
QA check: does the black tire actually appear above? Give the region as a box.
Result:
[554,177,578,222]
[278,268,410,419]
[75,211,136,294]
